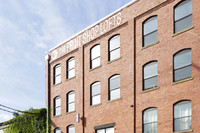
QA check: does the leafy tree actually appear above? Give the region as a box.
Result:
[4,108,47,133]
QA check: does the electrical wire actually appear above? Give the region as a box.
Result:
[0,107,15,114]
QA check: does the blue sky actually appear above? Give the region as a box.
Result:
[0,0,133,122]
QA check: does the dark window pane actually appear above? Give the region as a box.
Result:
[109,35,120,51]
[175,15,192,33]
[144,76,158,90]
[144,123,157,133]
[144,31,157,47]
[144,17,157,35]
[174,65,191,81]
[92,57,100,68]
[110,88,120,100]
[110,48,120,61]
[174,117,191,131]
[175,0,192,21]
[110,75,120,90]
[174,50,191,69]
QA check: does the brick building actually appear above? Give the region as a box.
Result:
[45,0,200,132]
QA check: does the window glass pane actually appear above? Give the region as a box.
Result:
[68,69,75,79]
[174,50,191,69]
[68,58,75,70]
[55,97,61,107]
[174,65,191,81]
[55,65,61,75]
[144,76,158,90]
[92,83,100,96]
[144,62,157,78]
[175,15,192,33]
[144,17,157,35]
[91,45,100,59]
[55,128,61,133]
[144,31,157,47]
[174,116,191,131]
[55,76,61,84]
[68,92,75,103]
[106,127,114,133]
[97,129,105,133]
[110,35,120,51]
[92,57,100,68]
[110,75,120,90]
[144,123,157,133]
[68,103,75,112]
[55,107,61,116]
[143,108,157,123]
[92,95,101,105]
[174,101,191,118]
[68,125,75,133]
[110,48,120,61]
[175,0,192,21]
[110,88,120,100]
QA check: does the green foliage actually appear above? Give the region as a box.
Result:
[4,108,47,133]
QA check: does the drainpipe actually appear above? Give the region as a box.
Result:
[45,52,50,133]
[82,47,85,133]
[133,18,136,133]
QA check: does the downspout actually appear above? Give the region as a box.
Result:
[45,52,50,133]
[133,18,136,133]
[82,47,85,133]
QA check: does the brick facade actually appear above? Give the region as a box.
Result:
[46,0,200,132]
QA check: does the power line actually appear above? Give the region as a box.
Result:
[0,107,15,114]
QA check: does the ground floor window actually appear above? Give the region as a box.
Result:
[96,127,114,133]
[94,123,115,133]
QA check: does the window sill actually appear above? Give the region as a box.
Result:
[66,111,76,115]
[172,77,194,85]
[89,65,102,72]
[172,26,195,37]
[53,82,62,87]
[142,86,159,93]
[107,97,122,103]
[66,76,76,81]
[172,129,193,133]
[53,114,62,118]
[107,57,122,64]
[142,41,159,50]
[90,103,102,108]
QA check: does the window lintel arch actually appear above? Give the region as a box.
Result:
[54,95,61,100]
[173,99,191,106]
[173,48,191,57]
[67,56,75,61]
[91,81,100,86]
[174,0,190,9]
[90,44,100,51]
[108,34,120,42]
[142,107,157,113]
[67,90,75,95]
[143,60,158,68]
[109,74,120,80]
[143,15,158,25]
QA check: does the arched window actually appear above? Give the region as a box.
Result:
[109,75,120,101]
[143,108,157,133]
[54,96,61,116]
[67,57,75,79]
[67,91,75,112]
[173,49,191,82]
[54,128,61,133]
[108,35,120,61]
[90,44,100,69]
[54,64,61,84]
[174,0,192,33]
[67,125,75,133]
[90,82,101,105]
[143,16,158,47]
[143,61,158,90]
[173,100,191,131]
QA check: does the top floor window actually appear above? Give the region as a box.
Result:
[54,96,61,116]
[90,44,100,69]
[54,64,61,85]
[174,0,192,33]
[67,57,75,79]
[108,35,120,61]
[173,101,191,132]
[143,16,158,47]
[173,49,191,82]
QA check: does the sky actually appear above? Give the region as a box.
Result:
[0,0,133,122]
